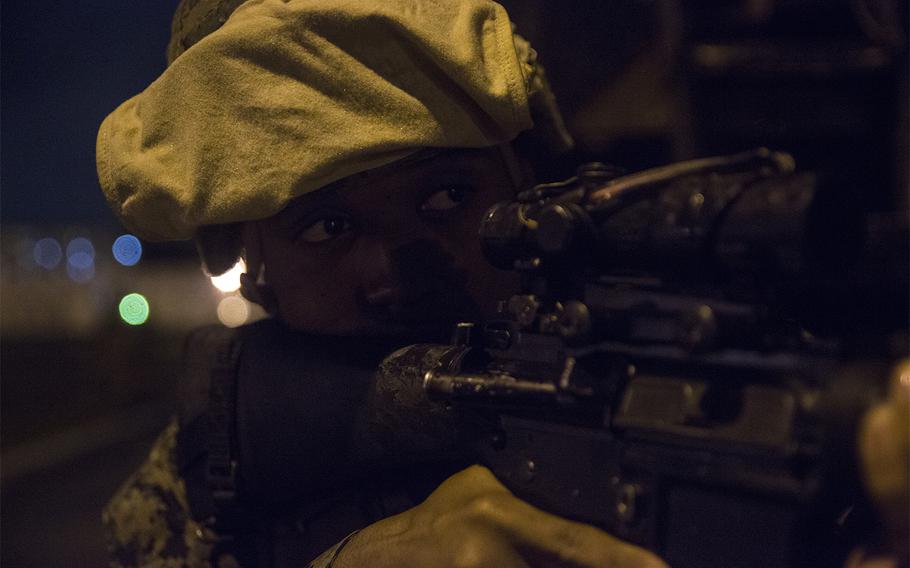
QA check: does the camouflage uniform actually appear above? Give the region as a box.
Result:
[103,421,221,568]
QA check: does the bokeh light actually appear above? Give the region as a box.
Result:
[65,237,95,267]
[112,234,142,266]
[118,293,150,325]
[33,238,63,269]
[211,259,246,293]
[67,255,95,283]
[65,237,96,282]
[217,296,250,328]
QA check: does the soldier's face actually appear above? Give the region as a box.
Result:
[253,148,522,336]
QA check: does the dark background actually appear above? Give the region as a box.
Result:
[2,3,189,566]
[2,1,906,566]
[2,2,174,226]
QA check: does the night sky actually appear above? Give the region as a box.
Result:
[1,1,178,227]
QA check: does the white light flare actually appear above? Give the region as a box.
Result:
[217,296,250,327]
[210,259,246,293]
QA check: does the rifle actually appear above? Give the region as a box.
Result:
[414,148,908,568]
[181,149,907,568]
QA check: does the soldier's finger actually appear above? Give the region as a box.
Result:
[476,491,668,568]
[429,465,513,504]
[858,359,909,565]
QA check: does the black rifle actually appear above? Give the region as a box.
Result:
[414,148,908,568]
[181,150,907,568]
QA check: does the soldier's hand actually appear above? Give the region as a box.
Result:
[334,464,668,568]
[847,360,910,568]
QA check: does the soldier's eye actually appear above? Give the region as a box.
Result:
[420,185,472,213]
[296,215,353,243]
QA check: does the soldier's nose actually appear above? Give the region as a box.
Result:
[353,238,403,306]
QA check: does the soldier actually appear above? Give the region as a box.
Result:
[96,1,907,567]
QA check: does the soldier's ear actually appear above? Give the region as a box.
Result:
[239,222,279,315]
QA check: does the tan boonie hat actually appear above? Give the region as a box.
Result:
[96,0,545,241]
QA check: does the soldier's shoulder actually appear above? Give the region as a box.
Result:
[102,419,216,568]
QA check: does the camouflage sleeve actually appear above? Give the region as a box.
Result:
[102,419,221,568]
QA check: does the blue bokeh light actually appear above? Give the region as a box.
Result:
[34,238,63,270]
[66,237,95,267]
[112,234,142,266]
[67,255,95,282]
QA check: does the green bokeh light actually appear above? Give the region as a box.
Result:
[119,293,150,325]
